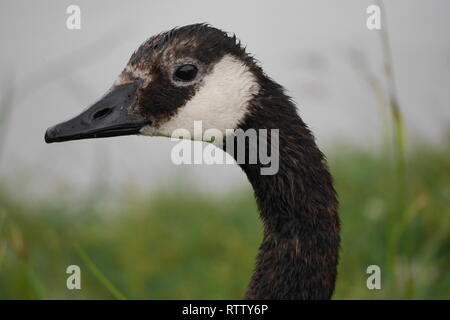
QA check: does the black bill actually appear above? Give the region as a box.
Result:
[45,82,150,143]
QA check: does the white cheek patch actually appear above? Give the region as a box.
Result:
[141,54,259,139]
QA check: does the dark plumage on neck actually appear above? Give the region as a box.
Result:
[225,72,340,299]
[130,25,340,298]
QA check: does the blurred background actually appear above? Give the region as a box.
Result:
[0,0,449,299]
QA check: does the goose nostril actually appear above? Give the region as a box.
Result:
[93,107,113,120]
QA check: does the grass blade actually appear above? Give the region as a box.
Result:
[73,242,127,300]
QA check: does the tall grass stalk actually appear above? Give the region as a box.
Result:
[348,49,392,150]
[377,0,406,182]
[0,211,7,271]
[0,78,15,162]
[73,242,127,300]
[377,0,407,296]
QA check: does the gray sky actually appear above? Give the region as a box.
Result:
[0,0,449,197]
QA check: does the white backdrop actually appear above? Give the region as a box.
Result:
[0,0,448,196]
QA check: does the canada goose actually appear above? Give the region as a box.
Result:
[45,24,340,300]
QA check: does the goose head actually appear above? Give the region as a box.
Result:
[45,24,341,300]
[45,24,260,144]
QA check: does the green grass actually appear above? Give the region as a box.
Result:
[0,146,449,299]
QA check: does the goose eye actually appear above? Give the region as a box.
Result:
[173,64,198,82]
